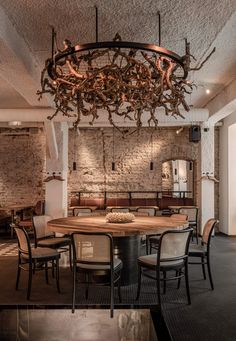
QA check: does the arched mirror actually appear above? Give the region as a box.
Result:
[162,160,194,198]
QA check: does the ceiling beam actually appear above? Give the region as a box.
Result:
[0,108,209,127]
[206,78,236,125]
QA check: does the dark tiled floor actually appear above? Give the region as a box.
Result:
[0,234,236,340]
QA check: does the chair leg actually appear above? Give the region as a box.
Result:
[69,244,72,271]
[201,256,206,279]
[146,236,149,255]
[110,273,114,318]
[52,259,55,278]
[184,264,191,305]
[177,270,181,289]
[56,257,60,294]
[136,264,142,300]
[85,273,89,300]
[27,263,33,300]
[156,269,162,309]
[196,226,199,244]
[163,271,166,294]
[149,243,152,255]
[118,271,122,303]
[45,262,49,284]
[16,258,21,290]
[207,254,214,290]
[32,260,36,274]
[72,263,76,313]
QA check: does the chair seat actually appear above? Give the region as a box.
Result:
[37,237,70,248]
[21,247,60,259]
[189,243,206,256]
[138,254,184,268]
[77,258,122,271]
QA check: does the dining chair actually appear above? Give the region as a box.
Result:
[71,231,123,318]
[32,215,72,268]
[15,201,45,236]
[148,214,188,254]
[136,207,156,216]
[188,218,219,290]
[135,207,156,254]
[73,207,93,216]
[136,228,192,309]
[14,226,60,299]
[178,207,198,243]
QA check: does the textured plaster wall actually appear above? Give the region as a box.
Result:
[0,130,46,206]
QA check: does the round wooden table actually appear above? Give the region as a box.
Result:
[48,215,188,285]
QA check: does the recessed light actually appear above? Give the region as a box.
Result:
[206,89,211,94]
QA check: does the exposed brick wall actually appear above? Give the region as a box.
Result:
[0,130,46,206]
[68,127,200,203]
[0,126,219,215]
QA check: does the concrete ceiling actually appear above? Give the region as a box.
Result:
[0,0,235,123]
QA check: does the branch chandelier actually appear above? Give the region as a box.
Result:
[38,10,215,131]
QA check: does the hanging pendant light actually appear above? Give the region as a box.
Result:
[72,127,77,171]
[150,132,154,171]
[112,127,115,171]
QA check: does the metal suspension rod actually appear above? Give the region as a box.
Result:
[157,11,161,46]
[95,6,98,43]
[51,26,55,61]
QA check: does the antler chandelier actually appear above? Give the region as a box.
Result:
[38,11,214,130]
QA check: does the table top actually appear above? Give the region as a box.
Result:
[48,215,188,237]
[0,204,34,211]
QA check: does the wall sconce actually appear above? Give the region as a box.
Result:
[189,161,193,171]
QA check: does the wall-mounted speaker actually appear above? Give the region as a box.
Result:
[189,125,201,143]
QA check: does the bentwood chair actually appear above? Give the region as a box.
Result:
[71,232,123,318]
[179,207,198,243]
[136,207,156,216]
[33,215,72,268]
[136,229,192,309]
[189,219,219,290]
[148,214,188,254]
[14,226,60,299]
[136,207,157,254]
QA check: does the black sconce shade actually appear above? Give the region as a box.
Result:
[73,161,77,171]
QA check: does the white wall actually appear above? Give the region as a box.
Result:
[219,110,236,234]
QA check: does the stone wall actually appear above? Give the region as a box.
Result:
[68,127,200,202]
[0,129,46,206]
